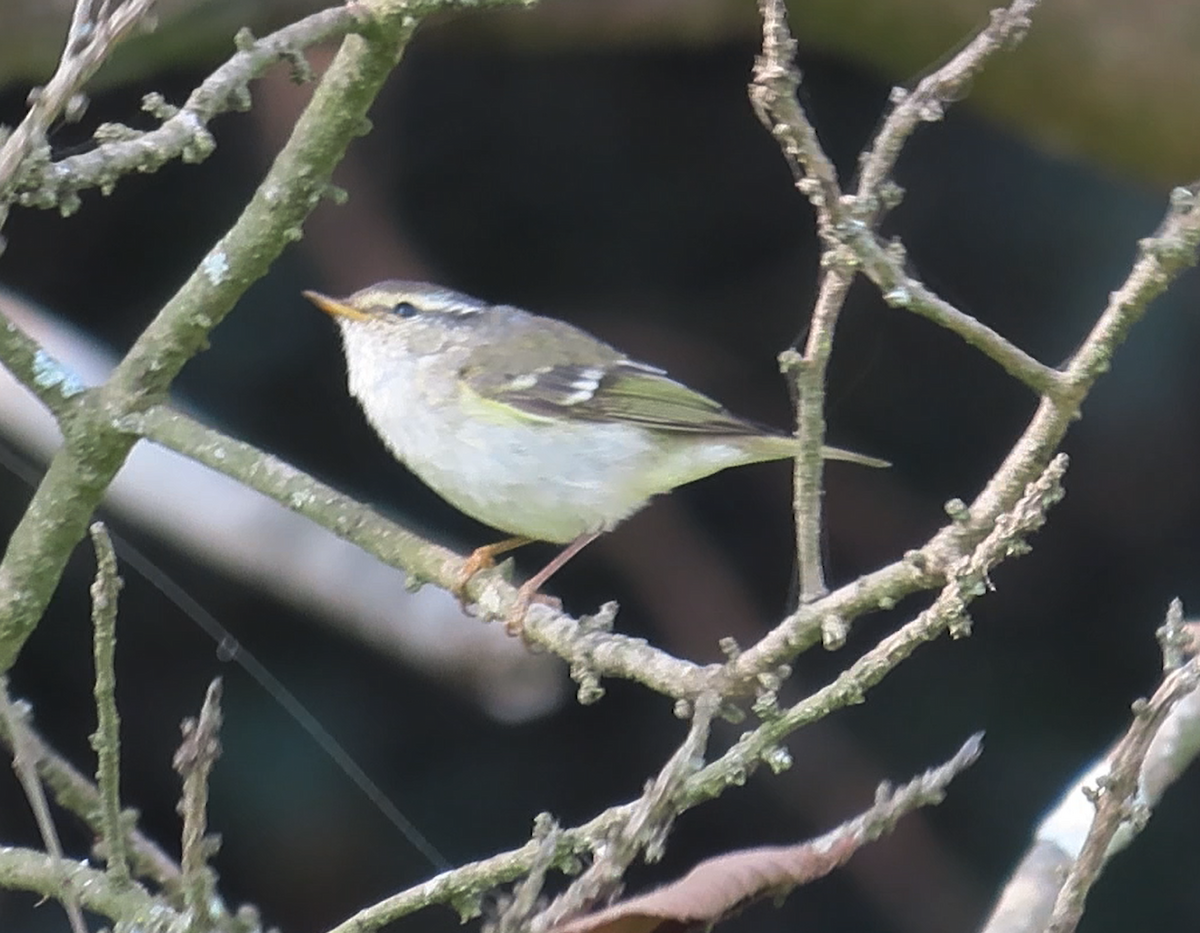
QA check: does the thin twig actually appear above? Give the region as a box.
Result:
[10,5,367,215]
[88,521,131,885]
[174,678,224,922]
[751,0,849,600]
[856,1,1041,214]
[773,732,984,863]
[711,457,1065,783]
[0,678,89,933]
[1043,659,1200,933]
[495,819,564,933]
[980,619,1200,933]
[531,694,720,932]
[0,0,437,678]
[835,0,1059,399]
[0,0,157,233]
[749,0,844,230]
[849,1,1057,398]
[845,228,1063,395]
[0,688,183,890]
[791,270,852,600]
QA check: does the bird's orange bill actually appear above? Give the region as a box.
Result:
[302,290,370,322]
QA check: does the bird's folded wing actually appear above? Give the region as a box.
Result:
[465,359,770,435]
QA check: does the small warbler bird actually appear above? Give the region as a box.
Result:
[304,281,886,633]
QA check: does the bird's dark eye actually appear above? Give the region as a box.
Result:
[392,300,418,318]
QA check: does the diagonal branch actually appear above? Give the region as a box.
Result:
[751,0,1045,603]
[845,227,1064,395]
[1043,658,1200,933]
[10,5,368,216]
[856,1,1040,214]
[714,456,1065,777]
[547,733,983,933]
[728,183,1200,681]
[0,688,183,892]
[0,0,157,233]
[0,678,89,933]
[529,694,720,932]
[0,0,446,677]
[981,610,1200,933]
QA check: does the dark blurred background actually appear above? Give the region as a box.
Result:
[2,1,1200,932]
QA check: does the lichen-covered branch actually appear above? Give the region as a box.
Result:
[0,845,192,930]
[528,694,719,932]
[88,522,130,886]
[0,310,86,415]
[0,0,157,234]
[320,732,982,933]
[10,5,367,216]
[0,686,183,892]
[0,0,453,676]
[0,678,89,933]
[981,611,1200,933]
[174,679,224,922]
[750,0,1045,604]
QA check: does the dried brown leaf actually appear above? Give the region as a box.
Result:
[548,734,982,933]
[550,836,857,933]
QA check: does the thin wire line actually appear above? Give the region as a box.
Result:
[0,439,450,872]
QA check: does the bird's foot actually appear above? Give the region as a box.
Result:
[453,536,531,607]
[503,583,562,636]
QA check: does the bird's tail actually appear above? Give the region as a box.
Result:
[820,445,890,469]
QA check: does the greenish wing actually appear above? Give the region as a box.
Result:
[470,360,771,435]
